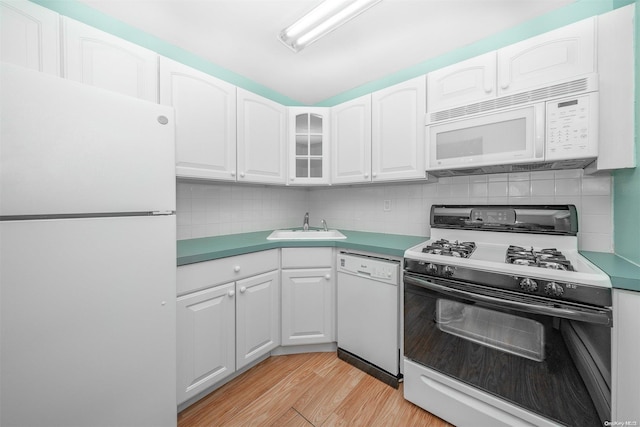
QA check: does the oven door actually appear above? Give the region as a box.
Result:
[404,272,611,427]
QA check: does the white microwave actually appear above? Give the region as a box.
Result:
[426,92,598,176]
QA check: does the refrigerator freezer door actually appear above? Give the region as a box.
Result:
[0,63,175,217]
[0,216,176,427]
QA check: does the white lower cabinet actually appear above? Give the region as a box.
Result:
[236,270,280,369]
[281,248,335,345]
[612,289,640,423]
[176,250,279,405]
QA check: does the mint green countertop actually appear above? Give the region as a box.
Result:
[581,251,640,292]
[177,232,640,292]
[177,230,427,266]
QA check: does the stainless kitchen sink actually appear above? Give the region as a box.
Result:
[266,229,347,240]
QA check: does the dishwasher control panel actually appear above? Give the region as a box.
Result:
[337,253,400,285]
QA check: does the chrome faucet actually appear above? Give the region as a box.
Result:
[321,219,328,231]
[303,212,309,231]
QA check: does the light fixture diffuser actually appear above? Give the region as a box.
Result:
[278,0,383,52]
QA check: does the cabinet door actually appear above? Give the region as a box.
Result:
[62,18,158,102]
[177,282,235,405]
[288,107,330,185]
[331,95,372,184]
[612,289,640,423]
[237,88,287,184]
[0,0,59,75]
[160,57,237,181]
[497,18,595,97]
[281,268,334,345]
[427,52,496,114]
[595,4,635,170]
[372,76,426,182]
[236,270,280,370]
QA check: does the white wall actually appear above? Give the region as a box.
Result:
[176,169,613,253]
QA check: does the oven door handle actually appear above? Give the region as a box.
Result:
[404,274,612,326]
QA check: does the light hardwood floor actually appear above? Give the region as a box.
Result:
[178,352,453,427]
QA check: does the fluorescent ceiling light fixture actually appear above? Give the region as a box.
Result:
[278,0,383,52]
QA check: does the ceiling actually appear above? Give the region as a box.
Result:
[78,0,575,105]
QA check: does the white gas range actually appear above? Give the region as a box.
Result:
[402,205,613,427]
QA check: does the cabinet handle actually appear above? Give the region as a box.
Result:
[324,274,331,280]
[234,266,240,272]
[240,286,247,293]
[240,172,245,178]
[372,172,378,178]
[500,82,509,90]
[290,177,295,181]
[231,170,236,177]
[484,86,493,94]
[228,290,235,297]
[364,173,369,178]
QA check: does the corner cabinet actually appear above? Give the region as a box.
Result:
[62,17,158,102]
[0,0,60,76]
[160,57,237,181]
[288,107,330,185]
[331,94,372,184]
[176,250,279,405]
[237,88,287,184]
[371,76,426,182]
[281,248,335,345]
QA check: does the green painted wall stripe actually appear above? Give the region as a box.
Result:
[29,0,304,105]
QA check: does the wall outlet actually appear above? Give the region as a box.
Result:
[383,200,391,211]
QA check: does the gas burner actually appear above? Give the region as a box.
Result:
[422,239,476,259]
[505,246,574,271]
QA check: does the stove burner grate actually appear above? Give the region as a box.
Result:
[422,239,476,258]
[506,246,574,271]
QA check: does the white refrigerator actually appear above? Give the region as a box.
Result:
[0,63,177,426]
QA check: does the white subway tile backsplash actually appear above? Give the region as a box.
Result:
[176,170,614,251]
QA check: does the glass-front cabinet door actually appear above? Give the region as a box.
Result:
[288,107,330,185]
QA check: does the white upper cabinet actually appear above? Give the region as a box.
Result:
[160,57,237,181]
[497,18,595,96]
[594,4,635,171]
[331,94,372,185]
[237,88,287,184]
[0,0,60,75]
[427,52,496,113]
[62,18,158,102]
[288,107,330,185]
[372,76,426,182]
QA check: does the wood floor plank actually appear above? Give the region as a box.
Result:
[270,408,314,427]
[293,357,366,425]
[178,352,452,427]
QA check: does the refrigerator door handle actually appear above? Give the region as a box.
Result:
[152,211,176,216]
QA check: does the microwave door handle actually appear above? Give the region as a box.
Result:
[404,274,612,326]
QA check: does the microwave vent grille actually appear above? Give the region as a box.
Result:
[430,77,591,123]
[428,158,595,177]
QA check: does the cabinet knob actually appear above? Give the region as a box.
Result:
[228,290,235,297]
[240,172,245,178]
[500,82,510,90]
[234,266,240,272]
[290,177,295,181]
[240,286,247,293]
[372,172,378,178]
[231,170,236,177]
[364,173,369,178]
[324,274,331,280]
[484,86,493,94]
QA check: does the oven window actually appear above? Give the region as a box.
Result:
[405,282,603,426]
[436,299,545,362]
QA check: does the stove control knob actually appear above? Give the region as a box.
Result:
[545,282,565,297]
[425,263,438,275]
[519,278,538,292]
[442,266,454,278]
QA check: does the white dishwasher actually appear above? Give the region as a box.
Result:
[336,252,401,387]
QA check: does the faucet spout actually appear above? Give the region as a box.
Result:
[321,219,328,232]
[303,212,309,231]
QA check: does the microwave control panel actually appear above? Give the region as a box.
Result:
[545,93,598,160]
